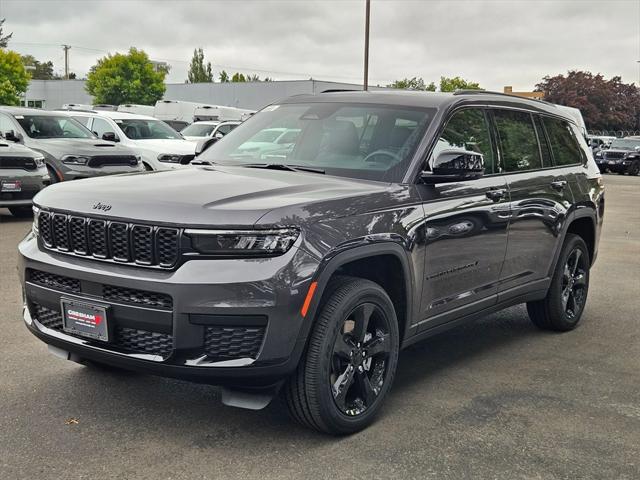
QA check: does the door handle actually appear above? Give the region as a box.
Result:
[486,189,506,202]
[550,179,568,190]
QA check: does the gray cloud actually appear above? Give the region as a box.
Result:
[1,0,638,89]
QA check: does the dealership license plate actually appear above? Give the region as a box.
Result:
[61,299,109,341]
[1,180,21,192]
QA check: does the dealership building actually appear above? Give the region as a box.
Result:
[22,79,374,111]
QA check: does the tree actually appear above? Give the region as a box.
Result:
[0,49,30,105]
[231,72,246,83]
[387,77,433,91]
[85,47,166,105]
[186,48,213,83]
[0,19,12,48]
[439,76,481,92]
[536,71,640,132]
[21,54,55,80]
[219,70,229,82]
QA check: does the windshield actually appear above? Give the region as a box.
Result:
[199,102,435,182]
[16,115,95,139]
[181,123,217,137]
[609,138,640,150]
[115,118,182,140]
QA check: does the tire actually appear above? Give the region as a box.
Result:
[46,165,60,183]
[9,206,33,218]
[527,234,590,331]
[628,162,640,176]
[283,276,400,435]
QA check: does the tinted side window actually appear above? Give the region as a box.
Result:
[533,116,552,166]
[91,117,113,139]
[493,110,542,172]
[433,108,495,174]
[543,117,583,166]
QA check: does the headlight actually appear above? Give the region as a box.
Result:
[185,228,299,256]
[595,151,602,158]
[33,155,45,167]
[32,206,40,234]
[61,155,90,165]
[158,154,182,163]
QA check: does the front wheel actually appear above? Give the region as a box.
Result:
[284,276,399,435]
[527,234,590,331]
[628,162,640,176]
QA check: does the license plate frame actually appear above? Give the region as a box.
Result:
[1,180,22,192]
[61,298,110,342]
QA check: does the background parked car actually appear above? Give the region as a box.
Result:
[0,107,144,182]
[181,120,241,141]
[229,127,301,160]
[64,110,197,171]
[594,137,640,175]
[0,140,49,217]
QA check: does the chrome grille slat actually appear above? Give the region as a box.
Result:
[36,210,180,269]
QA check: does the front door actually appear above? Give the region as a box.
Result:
[417,108,510,331]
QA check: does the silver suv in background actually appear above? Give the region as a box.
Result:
[0,107,144,182]
[0,140,49,217]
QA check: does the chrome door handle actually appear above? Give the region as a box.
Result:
[486,189,506,202]
[551,180,568,190]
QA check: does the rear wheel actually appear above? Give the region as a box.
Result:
[284,276,399,435]
[527,234,590,331]
[8,206,33,218]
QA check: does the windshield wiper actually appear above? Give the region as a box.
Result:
[241,163,325,174]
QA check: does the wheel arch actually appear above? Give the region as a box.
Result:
[303,243,415,346]
[548,208,597,278]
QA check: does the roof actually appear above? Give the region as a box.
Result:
[279,90,570,121]
[0,106,66,116]
[65,109,157,121]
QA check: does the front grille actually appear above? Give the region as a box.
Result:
[30,303,173,357]
[112,327,173,357]
[37,210,181,268]
[103,284,173,309]
[27,269,173,310]
[203,326,265,360]
[0,156,37,170]
[604,151,625,160]
[88,155,138,168]
[29,269,81,293]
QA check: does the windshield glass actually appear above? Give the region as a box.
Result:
[115,118,182,140]
[16,115,95,139]
[609,138,640,150]
[181,123,217,136]
[199,102,435,182]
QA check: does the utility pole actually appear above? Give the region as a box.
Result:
[62,45,71,80]
[363,0,370,91]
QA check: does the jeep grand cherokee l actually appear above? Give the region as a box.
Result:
[18,91,604,435]
[0,140,49,217]
[0,107,144,182]
[594,137,640,175]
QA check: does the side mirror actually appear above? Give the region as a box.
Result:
[214,132,224,139]
[4,130,22,143]
[421,149,484,184]
[102,132,119,142]
[195,137,218,156]
[635,146,640,152]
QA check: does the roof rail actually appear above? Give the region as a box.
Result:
[453,89,556,107]
[56,107,98,113]
[320,89,362,93]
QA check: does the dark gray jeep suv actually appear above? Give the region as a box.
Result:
[18,91,604,434]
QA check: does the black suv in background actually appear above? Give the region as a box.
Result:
[0,107,144,182]
[594,137,640,175]
[0,140,49,217]
[19,91,604,434]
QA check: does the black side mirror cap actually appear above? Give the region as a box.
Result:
[195,137,219,156]
[102,132,119,142]
[4,130,22,143]
[421,148,485,184]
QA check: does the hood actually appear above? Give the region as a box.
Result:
[181,136,204,142]
[28,138,137,158]
[0,142,40,157]
[33,165,389,227]
[129,139,196,155]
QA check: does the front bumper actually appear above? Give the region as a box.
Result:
[596,159,632,173]
[19,233,320,387]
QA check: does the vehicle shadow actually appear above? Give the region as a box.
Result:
[0,208,32,223]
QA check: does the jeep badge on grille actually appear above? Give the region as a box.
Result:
[92,202,112,212]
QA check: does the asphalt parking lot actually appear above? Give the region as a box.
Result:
[0,174,639,480]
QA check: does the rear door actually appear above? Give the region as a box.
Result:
[492,109,575,301]
[417,108,510,330]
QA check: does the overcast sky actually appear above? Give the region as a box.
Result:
[1,0,639,89]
